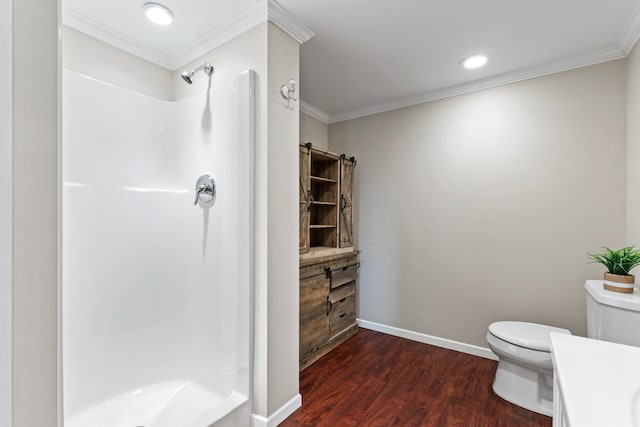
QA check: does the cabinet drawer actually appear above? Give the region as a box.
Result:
[329,294,356,336]
[300,252,359,279]
[330,264,358,289]
[330,282,355,303]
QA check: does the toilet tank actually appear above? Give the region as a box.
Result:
[585,280,640,347]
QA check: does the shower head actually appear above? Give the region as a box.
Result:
[180,63,214,85]
[181,71,194,85]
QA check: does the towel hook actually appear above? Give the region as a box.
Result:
[281,78,297,109]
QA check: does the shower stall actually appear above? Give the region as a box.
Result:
[62,69,254,426]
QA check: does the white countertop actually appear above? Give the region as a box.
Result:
[551,333,640,427]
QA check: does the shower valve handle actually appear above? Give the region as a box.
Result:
[193,184,209,205]
[193,175,216,206]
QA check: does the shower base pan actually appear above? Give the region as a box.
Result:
[66,381,247,427]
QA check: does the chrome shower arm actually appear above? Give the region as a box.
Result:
[180,62,214,84]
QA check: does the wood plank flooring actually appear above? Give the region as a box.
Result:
[281,329,552,427]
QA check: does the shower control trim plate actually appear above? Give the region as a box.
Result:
[193,175,216,206]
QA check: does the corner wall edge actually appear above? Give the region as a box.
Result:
[251,393,302,427]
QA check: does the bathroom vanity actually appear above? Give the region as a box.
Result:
[550,333,640,427]
[299,143,359,370]
[299,251,360,370]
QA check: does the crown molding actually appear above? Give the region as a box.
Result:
[170,2,266,70]
[619,0,640,55]
[62,7,173,69]
[268,0,314,44]
[300,101,330,124]
[328,46,627,124]
[63,3,267,71]
[326,5,640,124]
[63,1,313,70]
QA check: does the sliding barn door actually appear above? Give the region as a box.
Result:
[339,157,355,248]
[299,145,311,253]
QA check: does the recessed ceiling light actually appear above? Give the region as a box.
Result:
[461,54,488,69]
[143,3,174,26]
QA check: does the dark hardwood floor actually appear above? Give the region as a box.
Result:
[281,329,552,427]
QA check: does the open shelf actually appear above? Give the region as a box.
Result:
[301,144,354,254]
[308,150,339,249]
[310,227,337,247]
[310,175,337,183]
[311,204,337,227]
[311,152,339,182]
[311,182,337,204]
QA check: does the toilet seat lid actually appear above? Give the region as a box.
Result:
[488,321,571,351]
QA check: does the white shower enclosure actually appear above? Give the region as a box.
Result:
[62,70,254,426]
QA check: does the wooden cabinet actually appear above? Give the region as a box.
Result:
[299,274,330,358]
[299,142,359,370]
[299,251,360,370]
[299,143,356,255]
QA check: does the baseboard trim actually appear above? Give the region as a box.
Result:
[251,393,302,427]
[358,319,498,361]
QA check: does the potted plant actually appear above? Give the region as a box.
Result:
[588,246,640,294]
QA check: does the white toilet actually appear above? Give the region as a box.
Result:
[486,321,571,416]
[586,280,640,346]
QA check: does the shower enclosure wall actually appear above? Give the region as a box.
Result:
[63,69,254,427]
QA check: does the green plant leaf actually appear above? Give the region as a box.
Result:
[587,246,640,275]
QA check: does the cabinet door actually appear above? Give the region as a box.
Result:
[300,274,330,359]
[299,145,310,253]
[339,158,355,248]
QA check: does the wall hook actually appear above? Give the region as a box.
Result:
[281,79,297,109]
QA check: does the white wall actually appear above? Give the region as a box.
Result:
[61,19,302,422]
[0,0,12,425]
[62,71,253,422]
[628,43,640,247]
[265,23,300,416]
[62,26,173,101]
[172,24,267,101]
[11,0,61,425]
[169,21,302,421]
[330,60,627,347]
[166,33,272,417]
[62,23,269,103]
[174,21,301,421]
[300,112,328,149]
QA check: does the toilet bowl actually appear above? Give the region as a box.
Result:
[486,321,571,416]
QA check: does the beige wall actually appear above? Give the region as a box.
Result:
[329,60,627,347]
[0,0,12,424]
[300,112,328,149]
[62,26,173,101]
[265,23,300,416]
[628,43,640,247]
[11,0,60,425]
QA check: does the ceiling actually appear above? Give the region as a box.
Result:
[63,0,267,70]
[63,0,640,123]
[279,0,640,123]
